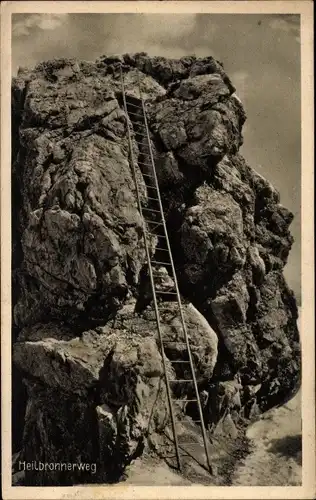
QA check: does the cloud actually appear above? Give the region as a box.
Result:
[10,13,301,294]
[142,14,198,40]
[100,14,203,58]
[12,14,68,37]
[269,15,300,42]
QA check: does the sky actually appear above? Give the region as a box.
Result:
[11,13,301,300]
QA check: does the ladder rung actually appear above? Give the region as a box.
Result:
[145,223,161,229]
[144,218,161,225]
[138,160,154,167]
[147,232,166,239]
[155,290,177,295]
[163,341,187,345]
[148,222,164,231]
[126,101,142,109]
[173,399,197,402]
[159,304,185,310]
[145,196,160,202]
[151,260,172,266]
[142,207,161,213]
[169,379,193,383]
[154,247,169,252]
[127,109,142,116]
[169,360,190,363]
[135,142,150,150]
[160,453,191,459]
[141,172,155,179]
[148,221,163,226]
[178,442,201,446]
[155,284,174,290]
[133,128,148,135]
[134,131,149,139]
[152,271,171,276]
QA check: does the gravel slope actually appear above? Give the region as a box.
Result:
[232,389,301,485]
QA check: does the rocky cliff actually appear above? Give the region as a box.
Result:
[12,53,300,485]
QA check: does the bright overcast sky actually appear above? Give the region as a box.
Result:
[12,13,301,299]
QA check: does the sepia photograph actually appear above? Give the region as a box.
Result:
[1,1,314,499]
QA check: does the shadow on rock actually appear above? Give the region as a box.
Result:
[268,434,302,465]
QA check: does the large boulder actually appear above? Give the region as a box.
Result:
[12,53,300,484]
[13,302,218,485]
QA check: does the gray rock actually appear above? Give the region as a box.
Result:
[12,53,300,484]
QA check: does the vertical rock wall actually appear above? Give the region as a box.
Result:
[12,54,300,485]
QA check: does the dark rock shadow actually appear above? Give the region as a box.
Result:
[268,434,302,465]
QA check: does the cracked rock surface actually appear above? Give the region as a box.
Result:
[12,53,300,485]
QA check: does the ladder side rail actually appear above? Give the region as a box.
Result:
[119,66,182,471]
[136,70,213,474]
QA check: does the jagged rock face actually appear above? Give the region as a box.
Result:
[167,156,299,410]
[12,53,300,484]
[13,303,217,485]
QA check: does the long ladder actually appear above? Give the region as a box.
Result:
[119,66,213,475]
